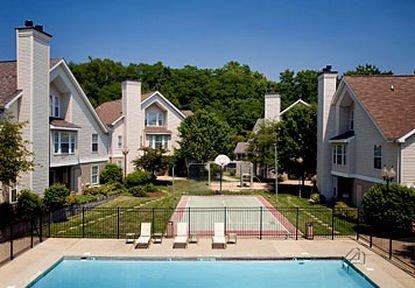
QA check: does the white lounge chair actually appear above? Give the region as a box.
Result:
[135,223,151,248]
[212,222,227,249]
[173,222,188,248]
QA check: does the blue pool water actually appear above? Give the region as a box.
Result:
[28,259,377,288]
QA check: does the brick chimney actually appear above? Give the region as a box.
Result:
[121,80,141,174]
[16,20,52,193]
[317,65,338,198]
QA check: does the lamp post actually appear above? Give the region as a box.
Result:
[296,156,304,198]
[381,165,396,190]
[122,148,129,180]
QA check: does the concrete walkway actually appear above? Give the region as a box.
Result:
[0,238,413,287]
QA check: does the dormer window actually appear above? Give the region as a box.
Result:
[50,94,60,117]
[145,111,164,127]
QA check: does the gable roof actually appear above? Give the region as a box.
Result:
[0,58,60,106]
[344,75,415,140]
[95,91,191,127]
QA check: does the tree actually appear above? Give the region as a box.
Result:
[133,147,171,178]
[277,104,317,178]
[362,183,415,234]
[344,64,393,76]
[100,163,123,184]
[0,118,33,189]
[177,110,235,163]
[247,121,278,170]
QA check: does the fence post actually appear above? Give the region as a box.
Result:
[152,208,155,234]
[259,207,263,239]
[356,208,360,241]
[10,223,14,260]
[188,207,191,236]
[295,208,299,240]
[389,237,392,259]
[117,207,120,239]
[39,213,43,242]
[331,208,334,240]
[224,207,227,235]
[82,207,85,238]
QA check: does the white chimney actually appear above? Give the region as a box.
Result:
[16,20,52,193]
[316,65,337,199]
[121,80,141,174]
[264,94,281,121]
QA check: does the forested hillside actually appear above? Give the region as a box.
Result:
[69,58,318,137]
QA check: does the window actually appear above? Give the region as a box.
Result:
[53,131,76,154]
[91,133,99,152]
[117,135,123,149]
[9,183,18,203]
[349,109,354,130]
[49,95,60,117]
[333,144,346,165]
[148,135,170,149]
[145,111,164,126]
[374,145,382,169]
[91,165,99,185]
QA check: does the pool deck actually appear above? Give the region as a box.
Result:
[0,238,413,287]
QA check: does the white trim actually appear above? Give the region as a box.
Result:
[331,170,383,184]
[8,183,19,204]
[50,125,80,131]
[91,164,99,186]
[280,99,310,116]
[49,60,109,133]
[50,157,109,168]
[111,115,124,126]
[397,129,415,143]
[141,91,186,119]
[4,91,23,109]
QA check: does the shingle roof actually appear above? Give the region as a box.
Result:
[0,58,61,106]
[50,118,81,129]
[345,75,415,140]
[144,127,173,134]
[95,91,192,126]
[95,99,123,126]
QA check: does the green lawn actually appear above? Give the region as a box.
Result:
[49,179,357,238]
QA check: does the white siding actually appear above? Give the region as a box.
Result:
[401,135,415,186]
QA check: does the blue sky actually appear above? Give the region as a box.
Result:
[1,0,414,80]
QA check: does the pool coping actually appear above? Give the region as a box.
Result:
[26,256,380,288]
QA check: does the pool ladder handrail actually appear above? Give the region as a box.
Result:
[345,247,366,265]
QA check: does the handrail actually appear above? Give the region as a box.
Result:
[345,247,366,265]
[345,247,360,259]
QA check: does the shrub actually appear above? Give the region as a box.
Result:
[17,189,43,219]
[100,164,123,184]
[362,183,415,233]
[0,202,15,228]
[128,186,148,197]
[144,183,158,193]
[125,170,152,188]
[43,183,70,210]
[334,201,357,222]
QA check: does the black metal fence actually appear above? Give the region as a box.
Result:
[1,206,414,274]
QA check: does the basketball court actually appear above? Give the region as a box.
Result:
[170,195,298,237]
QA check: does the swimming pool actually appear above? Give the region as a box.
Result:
[27,258,378,288]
